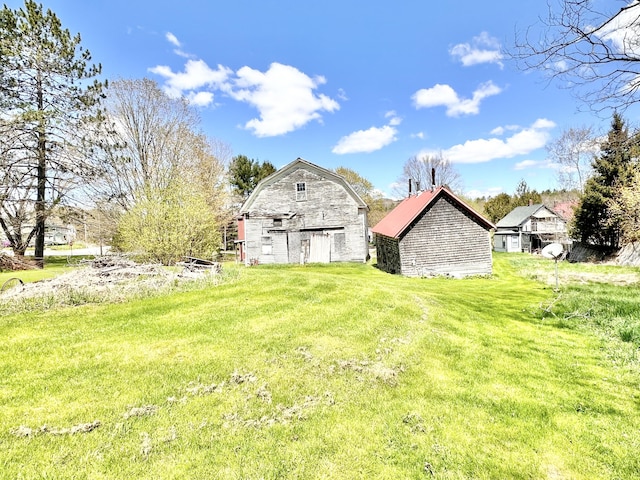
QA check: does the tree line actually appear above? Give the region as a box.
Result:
[3,0,640,265]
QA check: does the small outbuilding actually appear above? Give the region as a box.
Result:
[237,158,369,265]
[372,186,494,277]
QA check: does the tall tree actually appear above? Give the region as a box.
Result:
[91,78,229,262]
[572,113,637,248]
[546,126,598,193]
[393,153,462,198]
[92,78,202,210]
[513,179,543,207]
[514,1,640,112]
[335,166,391,227]
[483,193,512,224]
[228,155,275,198]
[0,1,106,262]
[608,165,640,244]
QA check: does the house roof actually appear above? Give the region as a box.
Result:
[552,201,578,222]
[495,204,562,228]
[372,186,494,239]
[239,157,368,214]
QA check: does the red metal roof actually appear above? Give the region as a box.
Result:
[372,187,494,239]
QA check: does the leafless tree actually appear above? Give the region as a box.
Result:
[90,78,229,212]
[514,1,640,112]
[393,153,462,198]
[546,126,599,192]
[87,78,230,248]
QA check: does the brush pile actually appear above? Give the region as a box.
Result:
[0,255,221,306]
[0,254,37,272]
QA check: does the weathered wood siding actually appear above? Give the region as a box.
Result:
[244,166,368,264]
[397,196,492,277]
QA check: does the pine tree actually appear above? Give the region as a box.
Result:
[229,156,275,198]
[0,1,106,263]
[572,113,637,249]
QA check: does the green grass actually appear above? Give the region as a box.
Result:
[0,256,77,286]
[1,254,639,479]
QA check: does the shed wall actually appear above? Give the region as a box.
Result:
[398,196,492,277]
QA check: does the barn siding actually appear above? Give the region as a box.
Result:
[243,165,368,264]
[398,196,492,277]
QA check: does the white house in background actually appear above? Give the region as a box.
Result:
[494,204,569,253]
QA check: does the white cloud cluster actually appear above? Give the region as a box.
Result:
[412,81,502,116]
[596,2,640,54]
[449,31,504,68]
[150,34,340,137]
[149,59,232,99]
[435,118,556,164]
[228,63,340,137]
[332,112,401,154]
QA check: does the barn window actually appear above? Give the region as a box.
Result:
[273,218,282,227]
[296,182,307,201]
[261,236,272,255]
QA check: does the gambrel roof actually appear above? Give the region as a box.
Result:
[239,157,368,214]
[372,187,494,239]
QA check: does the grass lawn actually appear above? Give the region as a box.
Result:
[0,256,79,287]
[1,253,639,479]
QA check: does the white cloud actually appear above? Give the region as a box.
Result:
[439,118,556,164]
[514,159,558,170]
[149,59,232,106]
[411,132,425,139]
[150,45,341,135]
[490,124,519,136]
[166,32,181,47]
[226,63,340,137]
[514,159,542,170]
[465,186,504,198]
[332,125,398,154]
[412,81,502,116]
[450,32,504,68]
[187,91,214,107]
[385,110,402,126]
[597,3,640,54]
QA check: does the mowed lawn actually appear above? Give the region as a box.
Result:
[1,254,639,479]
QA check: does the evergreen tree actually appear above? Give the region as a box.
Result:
[483,193,512,223]
[0,1,106,263]
[229,155,275,197]
[512,179,543,208]
[572,113,637,248]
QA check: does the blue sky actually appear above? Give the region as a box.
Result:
[9,0,637,199]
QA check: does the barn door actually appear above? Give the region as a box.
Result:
[308,232,331,263]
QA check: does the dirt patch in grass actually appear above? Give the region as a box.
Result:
[11,420,101,437]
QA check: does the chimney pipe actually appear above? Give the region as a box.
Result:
[416,181,421,192]
[431,168,436,191]
[408,178,412,196]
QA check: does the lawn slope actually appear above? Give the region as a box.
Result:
[1,254,639,479]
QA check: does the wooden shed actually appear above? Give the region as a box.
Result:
[372,187,494,277]
[237,158,369,265]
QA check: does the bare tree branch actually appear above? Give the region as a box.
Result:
[513,0,640,113]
